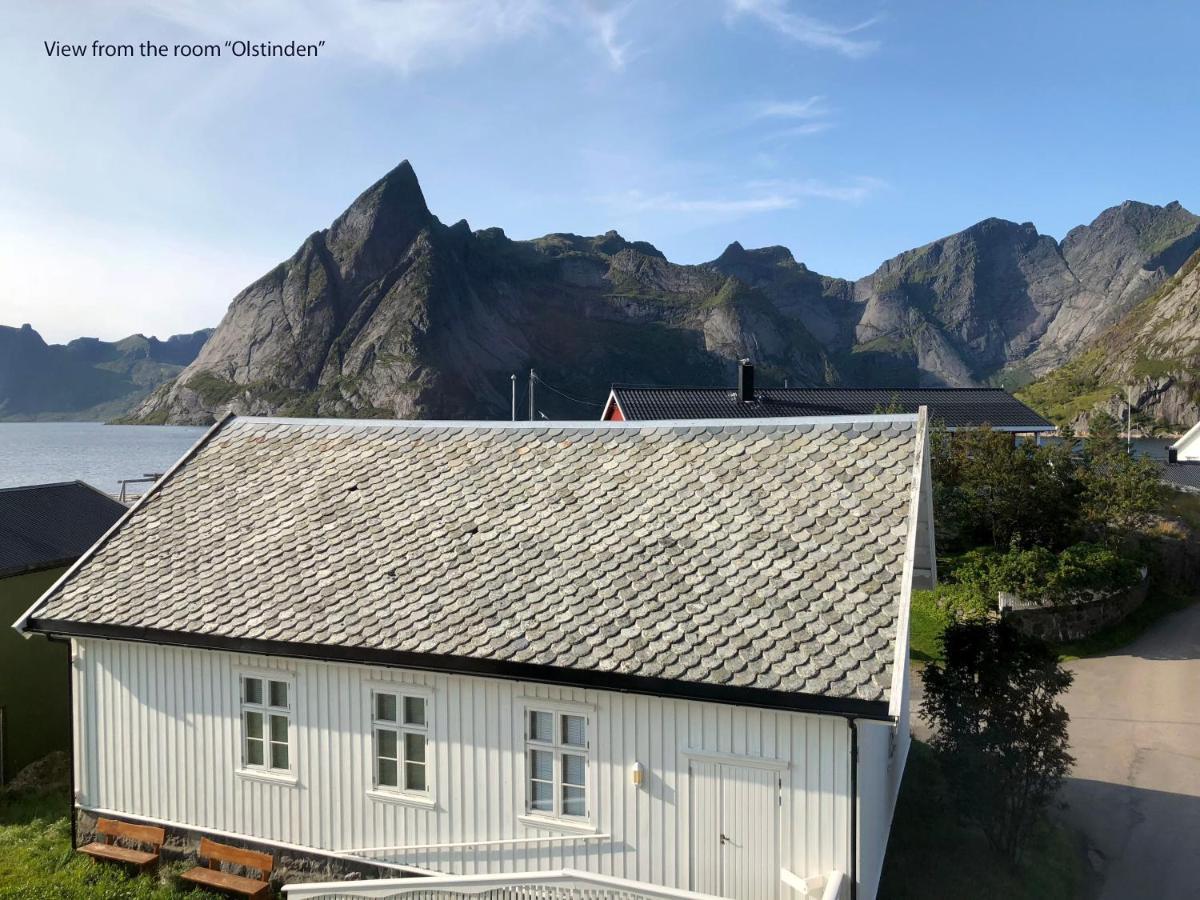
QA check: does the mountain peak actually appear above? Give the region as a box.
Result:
[326,160,433,270]
[717,241,747,262]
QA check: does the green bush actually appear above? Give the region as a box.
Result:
[947,542,1140,604]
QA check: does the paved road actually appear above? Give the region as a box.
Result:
[1057,602,1200,899]
[909,604,1200,897]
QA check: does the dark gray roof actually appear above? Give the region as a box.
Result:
[23,416,926,709]
[1160,462,1200,493]
[609,386,1054,430]
[0,482,126,578]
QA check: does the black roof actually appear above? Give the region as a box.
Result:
[1160,462,1200,493]
[0,482,126,578]
[608,386,1055,430]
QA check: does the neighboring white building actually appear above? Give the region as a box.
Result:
[16,413,935,900]
[1170,420,1200,462]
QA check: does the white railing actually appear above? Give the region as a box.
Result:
[283,869,727,900]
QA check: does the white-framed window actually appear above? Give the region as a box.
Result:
[371,689,430,796]
[240,674,291,774]
[524,707,590,822]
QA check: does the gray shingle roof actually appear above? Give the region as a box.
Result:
[0,481,126,578]
[25,416,923,707]
[609,386,1053,430]
[1160,462,1200,493]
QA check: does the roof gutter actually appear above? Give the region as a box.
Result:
[11,414,235,638]
[24,619,894,722]
[887,406,928,720]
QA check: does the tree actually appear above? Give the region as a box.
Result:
[1080,412,1163,541]
[921,621,1074,863]
[930,425,1082,552]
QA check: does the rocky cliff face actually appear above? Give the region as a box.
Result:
[1018,249,1200,431]
[126,161,1200,425]
[849,202,1200,386]
[0,324,211,420]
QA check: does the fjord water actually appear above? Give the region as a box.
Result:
[0,422,207,494]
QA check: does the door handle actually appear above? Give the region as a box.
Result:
[719,833,730,845]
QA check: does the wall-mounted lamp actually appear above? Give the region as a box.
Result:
[631,761,644,787]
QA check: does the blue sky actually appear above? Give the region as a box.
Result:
[2,0,1197,344]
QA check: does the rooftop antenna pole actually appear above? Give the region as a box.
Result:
[528,369,536,422]
[510,374,516,422]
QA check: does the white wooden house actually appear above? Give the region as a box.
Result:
[1169,420,1200,462]
[15,412,935,900]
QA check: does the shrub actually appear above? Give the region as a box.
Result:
[947,542,1141,605]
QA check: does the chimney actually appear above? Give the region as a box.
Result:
[737,359,755,403]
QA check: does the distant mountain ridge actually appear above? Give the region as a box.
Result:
[0,325,212,420]
[10,161,1198,426]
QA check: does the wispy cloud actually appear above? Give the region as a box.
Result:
[752,95,829,120]
[580,1,637,69]
[726,0,881,59]
[748,95,833,136]
[603,175,886,219]
[613,190,797,215]
[125,0,636,73]
[750,176,888,203]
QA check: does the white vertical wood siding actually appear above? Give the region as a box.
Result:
[73,638,852,892]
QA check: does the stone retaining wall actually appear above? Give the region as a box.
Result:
[998,571,1149,642]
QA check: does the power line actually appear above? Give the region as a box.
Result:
[531,373,604,409]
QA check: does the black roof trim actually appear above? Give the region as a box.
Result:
[27,619,894,722]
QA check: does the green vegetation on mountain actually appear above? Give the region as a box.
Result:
[1018,248,1200,430]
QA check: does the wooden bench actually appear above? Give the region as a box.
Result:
[78,817,165,871]
[180,837,273,898]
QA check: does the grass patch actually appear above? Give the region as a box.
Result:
[910,591,951,663]
[1055,589,1198,660]
[1163,489,1200,531]
[0,766,217,898]
[878,741,1085,900]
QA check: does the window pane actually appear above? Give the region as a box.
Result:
[529,710,553,742]
[561,714,586,747]
[270,741,289,770]
[270,714,288,743]
[269,680,288,709]
[375,693,397,723]
[405,762,427,792]
[243,677,262,705]
[403,696,426,727]
[530,779,553,812]
[404,732,426,764]
[562,752,586,787]
[376,728,398,760]
[245,711,263,739]
[377,757,398,788]
[245,737,264,767]
[529,748,553,781]
[562,785,586,817]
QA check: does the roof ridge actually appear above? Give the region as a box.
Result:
[0,480,95,494]
[231,414,921,429]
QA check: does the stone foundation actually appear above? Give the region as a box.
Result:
[75,807,420,890]
[998,572,1149,642]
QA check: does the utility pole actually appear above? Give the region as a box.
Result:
[510,374,516,422]
[528,369,536,422]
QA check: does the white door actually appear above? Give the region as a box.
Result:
[690,761,780,899]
